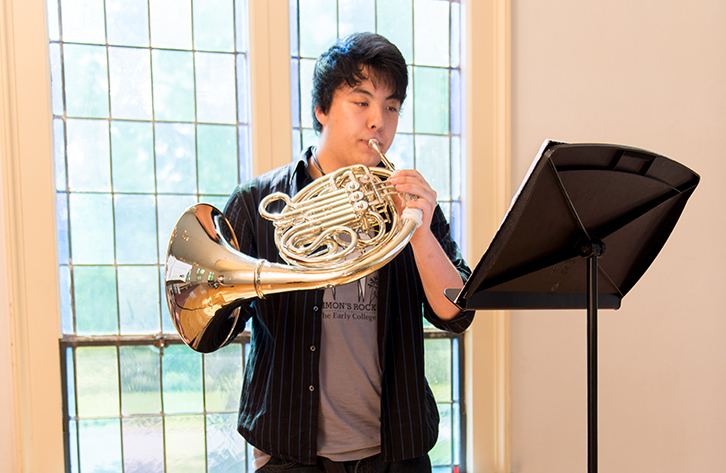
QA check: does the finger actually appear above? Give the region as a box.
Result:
[393,181,436,203]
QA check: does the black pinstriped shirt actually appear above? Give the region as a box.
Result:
[222,149,475,465]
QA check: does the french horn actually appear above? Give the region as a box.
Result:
[165,139,423,352]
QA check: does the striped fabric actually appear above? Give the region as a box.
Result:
[222,149,475,465]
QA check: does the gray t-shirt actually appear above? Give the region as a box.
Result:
[316,273,382,461]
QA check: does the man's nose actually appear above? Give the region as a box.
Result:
[367,105,385,130]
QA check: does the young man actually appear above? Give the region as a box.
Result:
[224,32,475,473]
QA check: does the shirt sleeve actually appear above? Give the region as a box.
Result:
[218,181,262,345]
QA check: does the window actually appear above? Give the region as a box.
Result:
[289,1,465,471]
[50,0,466,471]
[50,0,253,470]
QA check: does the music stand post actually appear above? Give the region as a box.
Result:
[585,240,604,473]
[447,140,699,473]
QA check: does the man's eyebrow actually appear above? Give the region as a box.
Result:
[349,87,373,97]
[349,87,400,103]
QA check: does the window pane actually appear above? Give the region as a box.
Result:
[302,128,318,152]
[207,413,247,473]
[450,69,461,135]
[123,416,165,473]
[115,194,158,264]
[68,420,80,472]
[109,47,153,120]
[160,265,176,334]
[451,1,461,69]
[74,265,118,335]
[118,265,161,334]
[152,50,196,122]
[451,135,461,201]
[201,195,232,210]
[238,124,252,183]
[49,43,63,115]
[389,133,414,170]
[162,345,203,413]
[76,346,120,417]
[298,0,337,58]
[78,418,123,472]
[291,58,300,128]
[338,0,374,37]
[453,402,461,465]
[237,54,250,124]
[415,134,451,200]
[413,66,449,135]
[377,0,413,63]
[398,65,414,133]
[299,58,315,129]
[60,0,106,44]
[193,0,235,52]
[120,346,162,415]
[150,0,192,49]
[56,192,70,264]
[66,118,111,191]
[155,123,197,194]
[47,0,60,41]
[289,0,298,56]
[196,52,237,124]
[63,44,109,118]
[59,265,72,333]
[425,338,452,401]
[65,347,77,417]
[414,0,450,67]
[204,344,244,411]
[235,0,249,53]
[450,200,463,252]
[198,124,239,195]
[53,118,66,191]
[111,120,155,193]
[156,195,198,262]
[69,193,115,264]
[106,0,150,47]
[165,415,206,473]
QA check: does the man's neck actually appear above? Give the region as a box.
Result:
[308,147,326,179]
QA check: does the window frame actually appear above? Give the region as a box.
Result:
[1,0,511,471]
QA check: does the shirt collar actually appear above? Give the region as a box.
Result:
[290,146,389,189]
[290,147,315,190]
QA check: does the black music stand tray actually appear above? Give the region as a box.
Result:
[446,139,699,473]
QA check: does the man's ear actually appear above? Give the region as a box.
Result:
[314,107,327,129]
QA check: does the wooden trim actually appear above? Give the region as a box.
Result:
[248,0,292,176]
[463,0,511,471]
[1,0,64,471]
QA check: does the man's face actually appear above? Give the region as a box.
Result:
[315,69,401,171]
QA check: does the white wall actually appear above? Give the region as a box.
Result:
[510,1,726,472]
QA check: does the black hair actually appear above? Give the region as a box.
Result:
[311,32,408,133]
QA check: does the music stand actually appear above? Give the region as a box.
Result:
[446,140,699,473]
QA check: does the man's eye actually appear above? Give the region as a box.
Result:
[388,106,399,113]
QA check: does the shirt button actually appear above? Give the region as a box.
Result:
[313,306,319,311]
[310,345,316,352]
[309,385,315,392]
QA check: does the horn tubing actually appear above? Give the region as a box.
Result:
[165,155,420,353]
